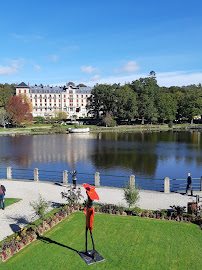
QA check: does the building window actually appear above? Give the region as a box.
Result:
[40,99,42,102]
[36,109,37,111]
[54,104,56,107]
[24,90,26,93]
[54,100,56,102]
[81,95,83,98]
[40,104,42,107]
[64,95,66,98]
[59,99,60,102]
[77,99,78,102]
[64,99,66,102]
[35,104,37,106]
[82,99,83,102]
[41,109,42,111]
[86,95,88,97]
[31,99,32,102]
[19,90,21,93]
[45,99,47,102]
[49,99,51,102]
[82,104,83,106]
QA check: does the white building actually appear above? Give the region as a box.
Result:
[15,82,93,118]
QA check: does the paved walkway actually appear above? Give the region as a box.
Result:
[0,179,201,242]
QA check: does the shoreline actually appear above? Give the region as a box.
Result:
[0,124,201,136]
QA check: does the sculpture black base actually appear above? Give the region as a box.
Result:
[78,250,105,265]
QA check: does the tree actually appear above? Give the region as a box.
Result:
[53,110,67,120]
[123,182,139,208]
[77,83,87,87]
[157,91,178,123]
[114,85,138,121]
[102,112,116,127]
[18,94,33,113]
[6,96,33,126]
[87,84,116,119]
[131,77,159,124]
[0,108,9,128]
[0,83,15,108]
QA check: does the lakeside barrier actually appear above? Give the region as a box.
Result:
[0,167,202,193]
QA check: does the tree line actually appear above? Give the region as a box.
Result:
[87,74,202,125]
[0,83,33,127]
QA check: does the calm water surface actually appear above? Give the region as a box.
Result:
[0,131,201,187]
[0,131,202,189]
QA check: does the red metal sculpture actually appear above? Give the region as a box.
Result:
[78,183,104,265]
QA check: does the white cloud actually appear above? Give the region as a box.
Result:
[34,65,41,71]
[50,55,59,62]
[0,58,25,75]
[80,65,98,74]
[90,75,100,81]
[81,71,202,87]
[114,61,140,74]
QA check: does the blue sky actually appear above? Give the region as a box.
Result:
[0,0,202,87]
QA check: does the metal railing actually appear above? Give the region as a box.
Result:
[1,166,202,193]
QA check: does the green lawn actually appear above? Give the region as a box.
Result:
[4,198,21,208]
[1,212,202,270]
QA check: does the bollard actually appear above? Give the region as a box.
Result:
[95,172,100,187]
[7,167,12,180]
[34,168,39,181]
[130,175,135,189]
[164,177,170,193]
[200,176,202,191]
[63,170,68,184]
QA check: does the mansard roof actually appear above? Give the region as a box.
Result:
[16,82,29,88]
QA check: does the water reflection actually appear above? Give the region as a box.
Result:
[0,131,201,179]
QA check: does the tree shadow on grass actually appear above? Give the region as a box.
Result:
[36,233,79,253]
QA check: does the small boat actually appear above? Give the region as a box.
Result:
[68,127,90,133]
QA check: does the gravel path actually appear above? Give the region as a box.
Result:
[0,179,201,242]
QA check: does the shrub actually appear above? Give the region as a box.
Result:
[61,186,83,206]
[30,195,49,220]
[123,182,139,208]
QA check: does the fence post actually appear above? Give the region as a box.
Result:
[200,176,202,191]
[164,177,170,193]
[7,167,12,180]
[130,175,135,189]
[95,172,100,187]
[34,168,39,181]
[63,170,68,184]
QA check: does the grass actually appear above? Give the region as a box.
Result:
[4,198,21,208]
[1,212,202,270]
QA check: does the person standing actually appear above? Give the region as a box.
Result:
[70,169,77,188]
[0,183,6,210]
[186,173,193,196]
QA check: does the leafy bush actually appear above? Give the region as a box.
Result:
[61,186,83,206]
[30,195,49,220]
[123,182,140,208]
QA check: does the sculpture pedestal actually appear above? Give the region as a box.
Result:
[78,250,105,265]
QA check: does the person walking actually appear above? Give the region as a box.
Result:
[70,169,77,188]
[186,173,193,196]
[0,182,6,210]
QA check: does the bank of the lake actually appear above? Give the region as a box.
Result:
[0,123,200,136]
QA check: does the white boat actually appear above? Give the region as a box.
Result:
[68,127,90,133]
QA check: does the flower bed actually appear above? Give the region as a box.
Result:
[0,203,201,264]
[0,205,74,264]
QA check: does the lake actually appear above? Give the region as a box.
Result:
[0,130,201,190]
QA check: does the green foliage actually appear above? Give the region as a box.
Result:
[123,182,140,208]
[102,112,116,127]
[33,116,46,123]
[168,121,173,128]
[61,186,83,206]
[0,83,15,108]
[30,195,49,220]
[0,108,9,128]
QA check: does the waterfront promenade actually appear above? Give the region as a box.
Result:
[0,179,201,242]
